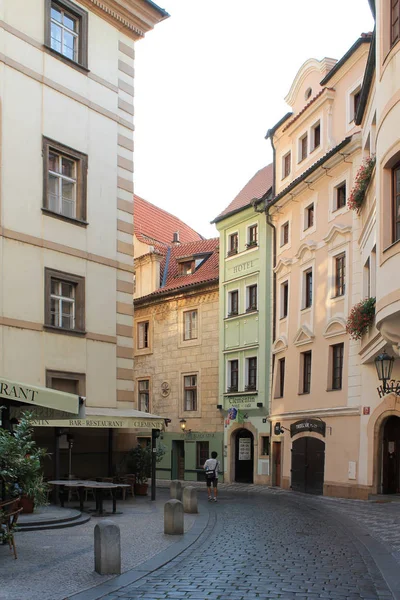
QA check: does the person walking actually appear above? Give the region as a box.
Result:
[204,451,221,502]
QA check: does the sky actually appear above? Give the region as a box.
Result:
[134,0,374,239]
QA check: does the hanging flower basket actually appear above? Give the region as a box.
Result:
[346,297,376,340]
[347,156,376,212]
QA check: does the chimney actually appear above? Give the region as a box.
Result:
[172,231,181,246]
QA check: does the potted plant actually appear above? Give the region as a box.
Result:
[346,297,376,340]
[0,411,49,512]
[124,443,166,496]
[347,155,376,213]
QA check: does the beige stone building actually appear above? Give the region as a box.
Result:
[0,0,168,477]
[133,197,223,480]
[266,35,372,498]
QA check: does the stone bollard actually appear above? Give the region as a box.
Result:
[183,486,198,514]
[170,480,182,501]
[164,499,184,535]
[94,520,121,575]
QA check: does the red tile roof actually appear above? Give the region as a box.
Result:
[134,194,204,246]
[282,88,333,132]
[135,238,219,302]
[213,164,273,222]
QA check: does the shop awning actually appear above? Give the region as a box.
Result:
[28,407,166,430]
[0,376,81,415]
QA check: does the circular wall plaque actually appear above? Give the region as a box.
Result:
[161,381,170,397]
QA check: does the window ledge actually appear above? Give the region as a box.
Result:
[331,293,345,301]
[297,391,310,395]
[223,390,258,396]
[383,238,400,254]
[42,208,88,227]
[301,306,312,312]
[326,387,342,392]
[43,44,89,73]
[279,315,288,321]
[44,324,86,337]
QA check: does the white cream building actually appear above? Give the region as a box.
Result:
[0,0,168,476]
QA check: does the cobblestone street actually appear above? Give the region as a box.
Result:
[96,488,399,600]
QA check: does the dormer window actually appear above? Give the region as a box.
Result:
[179,261,194,276]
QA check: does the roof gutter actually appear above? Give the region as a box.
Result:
[134,277,219,307]
[265,112,293,141]
[355,30,376,125]
[143,0,170,19]
[320,35,372,86]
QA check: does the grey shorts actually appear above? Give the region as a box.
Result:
[206,477,218,488]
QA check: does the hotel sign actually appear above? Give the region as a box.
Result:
[377,381,400,398]
[225,395,257,409]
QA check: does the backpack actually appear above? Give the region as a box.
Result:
[205,459,218,481]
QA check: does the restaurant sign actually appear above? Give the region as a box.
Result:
[225,395,257,409]
[290,418,326,437]
[1,376,80,414]
[29,417,165,430]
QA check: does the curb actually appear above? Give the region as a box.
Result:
[66,500,211,600]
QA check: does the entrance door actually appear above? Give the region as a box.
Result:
[172,440,185,480]
[382,416,400,494]
[273,441,281,487]
[235,429,254,483]
[291,437,325,495]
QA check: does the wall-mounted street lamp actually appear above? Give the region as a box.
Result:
[375,352,395,393]
[180,419,187,432]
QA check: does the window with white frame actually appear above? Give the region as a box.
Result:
[301,351,312,394]
[280,280,289,318]
[138,379,150,412]
[45,268,85,332]
[299,133,308,162]
[334,253,346,297]
[183,375,197,411]
[247,224,258,248]
[228,359,239,392]
[246,284,257,312]
[334,182,347,211]
[183,310,198,340]
[282,151,291,179]
[304,203,314,230]
[303,268,313,309]
[246,357,257,391]
[350,86,361,123]
[280,221,289,247]
[331,343,344,390]
[137,321,150,349]
[228,290,239,316]
[311,121,321,152]
[228,232,238,256]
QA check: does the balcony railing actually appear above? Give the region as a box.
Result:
[227,248,238,257]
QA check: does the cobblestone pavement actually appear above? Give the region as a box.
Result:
[98,489,396,600]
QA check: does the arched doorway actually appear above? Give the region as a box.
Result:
[234,429,254,483]
[382,416,400,494]
[291,437,325,495]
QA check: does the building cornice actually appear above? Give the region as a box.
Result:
[78,0,169,40]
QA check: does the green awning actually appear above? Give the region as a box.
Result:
[0,376,81,415]
[29,407,165,430]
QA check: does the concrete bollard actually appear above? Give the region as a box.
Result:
[170,480,182,501]
[94,520,121,575]
[164,499,184,535]
[183,486,198,514]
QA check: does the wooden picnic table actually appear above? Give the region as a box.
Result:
[48,480,130,516]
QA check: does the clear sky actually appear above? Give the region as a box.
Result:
[134,0,374,239]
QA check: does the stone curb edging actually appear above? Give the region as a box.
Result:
[66,501,210,600]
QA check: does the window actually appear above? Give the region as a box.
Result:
[393,163,400,242]
[299,133,308,162]
[304,269,313,309]
[278,357,285,397]
[228,360,239,392]
[138,379,150,413]
[392,0,400,47]
[228,290,239,316]
[183,310,198,340]
[228,233,238,256]
[46,369,85,396]
[42,138,88,223]
[137,321,149,349]
[364,257,371,299]
[332,344,344,390]
[302,351,312,394]
[179,261,194,276]
[45,0,88,68]
[281,281,288,318]
[246,357,257,391]
[246,284,257,312]
[247,225,258,248]
[335,182,346,210]
[184,375,197,411]
[280,221,289,246]
[197,441,209,468]
[45,268,85,333]
[349,86,361,123]
[261,436,270,456]
[304,203,314,230]
[312,122,320,151]
[334,253,346,297]
[282,152,291,178]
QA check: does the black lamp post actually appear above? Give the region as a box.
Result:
[375,352,395,392]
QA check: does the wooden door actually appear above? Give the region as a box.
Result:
[235,429,254,483]
[383,416,400,494]
[291,437,325,495]
[273,441,281,487]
